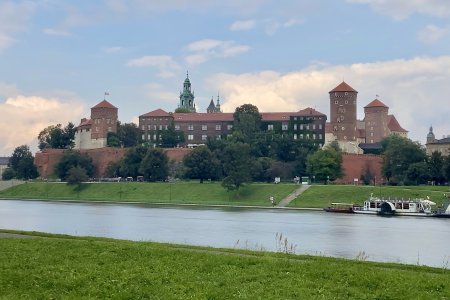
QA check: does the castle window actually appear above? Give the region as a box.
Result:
[142,134,145,140]
[312,124,316,130]
[319,134,323,139]
[300,134,304,139]
[108,127,112,132]
[294,134,297,140]
[148,125,151,130]
[306,134,310,139]
[345,100,348,104]
[188,124,194,131]
[313,134,316,139]
[202,125,207,131]
[227,124,233,130]
[188,134,194,140]
[268,124,274,130]
[294,117,297,120]
[335,101,338,104]
[159,125,163,130]
[333,126,338,131]
[306,125,309,130]
[340,116,344,121]
[153,134,157,140]
[165,125,168,130]
[319,124,322,130]
[147,134,151,140]
[95,127,99,132]
[294,124,297,130]
[202,135,207,141]
[342,126,345,131]
[175,125,180,131]
[153,125,157,130]
[282,124,288,131]
[142,125,145,130]
[216,135,221,140]
[345,92,348,96]
[371,132,374,137]
[300,124,304,130]
[216,125,221,130]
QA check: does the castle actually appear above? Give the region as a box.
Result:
[426,127,450,156]
[73,77,407,154]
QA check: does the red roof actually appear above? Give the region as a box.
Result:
[296,107,326,117]
[364,99,388,108]
[173,113,234,122]
[92,100,117,109]
[387,115,408,133]
[77,118,92,128]
[140,109,171,117]
[329,81,357,93]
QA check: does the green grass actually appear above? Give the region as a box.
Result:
[290,185,450,208]
[0,231,449,299]
[0,181,296,207]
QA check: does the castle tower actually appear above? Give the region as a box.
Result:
[364,98,389,143]
[215,93,221,113]
[329,81,358,141]
[427,126,436,144]
[90,100,118,142]
[178,72,196,112]
[206,97,216,113]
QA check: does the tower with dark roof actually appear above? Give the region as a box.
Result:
[364,98,389,143]
[427,126,436,144]
[178,72,196,112]
[329,81,358,141]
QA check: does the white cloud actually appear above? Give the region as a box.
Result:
[348,0,450,19]
[417,24,449,44]
[184,39,250,65]
[0,1,35,50]
[207,56,450,144]
[126,55,181,78]
[0,95,84,155]
[230,20,256,31]
[43,28,71,37]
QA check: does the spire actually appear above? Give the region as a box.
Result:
[215,92,221,113]
[427,125,435,143]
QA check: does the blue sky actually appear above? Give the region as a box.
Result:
[1,0,450,154]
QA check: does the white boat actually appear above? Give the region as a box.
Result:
[353,195,436,217]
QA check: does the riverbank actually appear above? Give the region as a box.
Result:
[0,181,448,208]
[0,230,448,299]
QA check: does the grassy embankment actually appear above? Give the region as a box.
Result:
[289,185,450,208]
[0,230,448,299]
[0,181,296,207]
[0,181,449,208]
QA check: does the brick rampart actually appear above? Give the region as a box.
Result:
[336,153,383,184]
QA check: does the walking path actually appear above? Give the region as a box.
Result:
[276,184,311,207]
[0,180,23,191]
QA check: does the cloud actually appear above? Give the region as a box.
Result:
[144,83,178,104]
[264,18,304,35]
[126,55,181,78]
[417,24,449,44]
[104,46,123,53]
[207,56,450,144]
[43,28,71,37]
[348,0,450,19]
[230,20,256,31]
[0,94,84,155]
[184,39,250,65]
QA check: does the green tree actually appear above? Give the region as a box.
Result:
[233,104,262,142]
[221,142,253,192]
[306,146,343,183]
[1,168,15,180]
[405,162,430,185]
[119,145,148,177]
[360,163,375,185]
[184,146,220,183]
[38,122,76,150]
[428,151,445,184]
[139,148,169,182]
[160,123,185,148]
[443,155,450,183]
[9,145,39,179]
[381,135,426,185]
[66,166,89,188]
[107,122,142,148]
[55,151,94,181]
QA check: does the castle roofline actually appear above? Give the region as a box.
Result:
[364,99,388,108]
[92,100,117,109]
[387,115,408,133]
[329,81,357,93]
[140,109,171,117]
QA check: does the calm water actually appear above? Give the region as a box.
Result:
[0,200,449,267]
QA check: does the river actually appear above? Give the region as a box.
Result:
[0,200,449,268]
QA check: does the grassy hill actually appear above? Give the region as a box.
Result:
[0,230,448,299]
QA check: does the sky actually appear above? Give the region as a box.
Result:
[1,0,450,155]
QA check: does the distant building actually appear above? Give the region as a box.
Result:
[0,157,10,179]
[325,81,408,153]
[426,126,450,156]
[140,76,327,147]
[74,100,118,149]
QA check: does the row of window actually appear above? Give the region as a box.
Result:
[292,116,323,121]
[94,118,114,124]
[268,123,323,130]
[293,133,323,140]
[334,100,356,105]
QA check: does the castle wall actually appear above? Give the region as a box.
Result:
[335,153,383,184]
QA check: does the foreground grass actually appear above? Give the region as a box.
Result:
[290,185,450,208]
[0,181,296,207]
[0,230,448,299]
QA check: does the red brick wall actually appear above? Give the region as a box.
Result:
[35,147,192,179]
[336,153,383,184]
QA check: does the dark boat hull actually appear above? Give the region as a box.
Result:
[323,208,354,213]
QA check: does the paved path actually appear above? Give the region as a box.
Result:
[276,185,311,208]
[0,180,23,191]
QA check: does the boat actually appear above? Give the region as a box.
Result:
[323,203,355,213]
[352,195,436,217]
[432,200,450,218]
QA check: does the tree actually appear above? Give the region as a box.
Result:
[160,123,185,148]
[55,151,94,181]
[232,104,262,142]
[38,122,76,150]
[306,146,343,183]
[444,155,450,183]
[119,145,148,177]
[8,145,39,179]
[428,151,445,185]
[360,163,375,185]
[139,148,169,182]
[405,162,430,185]
[107,122,141,148]
[381,135,426,185]
[183,146,220,182]
[1,168,15,180]
[221,142,253,192]
[66,166,89,188]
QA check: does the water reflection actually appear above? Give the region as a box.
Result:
[0,200,449,267]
